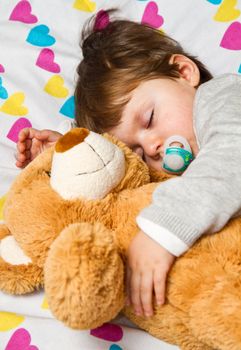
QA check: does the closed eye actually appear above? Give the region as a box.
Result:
[147,110,154,128]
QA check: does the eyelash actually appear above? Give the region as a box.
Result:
[147,110,154,128]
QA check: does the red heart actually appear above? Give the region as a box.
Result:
[141,1,164,28]
[9,1,38,24]
[5,328,38,350]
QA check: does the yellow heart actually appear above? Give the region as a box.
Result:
[73,0,96,12]
[0,92,28,116]
[41,295,49,309]
[214,0,240,22]
[0,195,6,221]
[44,75,69,98]
[0,311,24,331]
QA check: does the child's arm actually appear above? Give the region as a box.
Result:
[136,74,241,258]
[126,230,175,317]
[16,128,62,168]
[127,74,241,317]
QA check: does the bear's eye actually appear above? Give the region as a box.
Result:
[45,171,51,177]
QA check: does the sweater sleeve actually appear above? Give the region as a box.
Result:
[137,74,241,256]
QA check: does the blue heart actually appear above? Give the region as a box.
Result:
[0,77,8,99]
[26,25,56,47]
[59,96,75,119]
[206,0,222,4]
[109,345,122,350]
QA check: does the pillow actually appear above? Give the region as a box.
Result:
[0,0,240,212]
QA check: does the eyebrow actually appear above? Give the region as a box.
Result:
[129,98,150,122]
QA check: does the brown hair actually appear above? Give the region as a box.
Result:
[75,9,212,133]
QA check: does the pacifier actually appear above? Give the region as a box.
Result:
[162,135,194,174]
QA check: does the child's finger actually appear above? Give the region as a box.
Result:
[16,141,25,153]
[23,139,33,151]
[15,151,31,168]
[15,159,30,168]
[130,272,143,315]
[125,267,131,306]
[35,129,53,140]
[36,129,62,142]
[15,150,31,163]
[18,128,38,142]
[17,138,31,153]
[154,269,166,306]
[18,128,31,141]
[15,160,24,168]
[140,272,154,317]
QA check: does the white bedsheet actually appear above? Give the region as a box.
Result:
[0,290,178,350]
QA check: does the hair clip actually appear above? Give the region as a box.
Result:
[94,10,110,31]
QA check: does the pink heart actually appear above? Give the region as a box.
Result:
[36,49,60,73]
[9,0,38,24]
[7,118,32,143]
[90,323,123,342]
[141,1,164,28]
[94,10,110,31]
[220,21,241,50]
[0,64,5,73]
[5,328,39,350]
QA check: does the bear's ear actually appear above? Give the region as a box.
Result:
[55,128,90,153]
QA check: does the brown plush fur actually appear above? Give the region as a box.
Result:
[0,129,241,349]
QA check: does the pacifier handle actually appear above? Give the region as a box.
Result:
[162,135,194,174]
[163,135,191,153]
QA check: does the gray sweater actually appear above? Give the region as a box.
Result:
[137,74,241,256]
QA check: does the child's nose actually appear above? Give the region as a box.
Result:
[143,140,162,159]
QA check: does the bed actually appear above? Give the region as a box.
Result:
[0,0,240,349]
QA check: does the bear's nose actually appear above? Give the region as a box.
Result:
[55,128,90,153]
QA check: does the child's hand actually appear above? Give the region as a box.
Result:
[15,128,62,168]
[126,230,175,317]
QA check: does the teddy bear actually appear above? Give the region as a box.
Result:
[0,127,241,350]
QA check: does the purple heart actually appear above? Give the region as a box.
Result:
[36,49,60,73]
[5,328,39,350]
[9,0,38,24]
[7,118,32,143]
[0,64,5,73]
[94,10,110,31]
[90,323,123,342]
[141,1,164,28]
[220,21,241,50]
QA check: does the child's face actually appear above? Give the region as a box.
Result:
[109,76,199,171]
